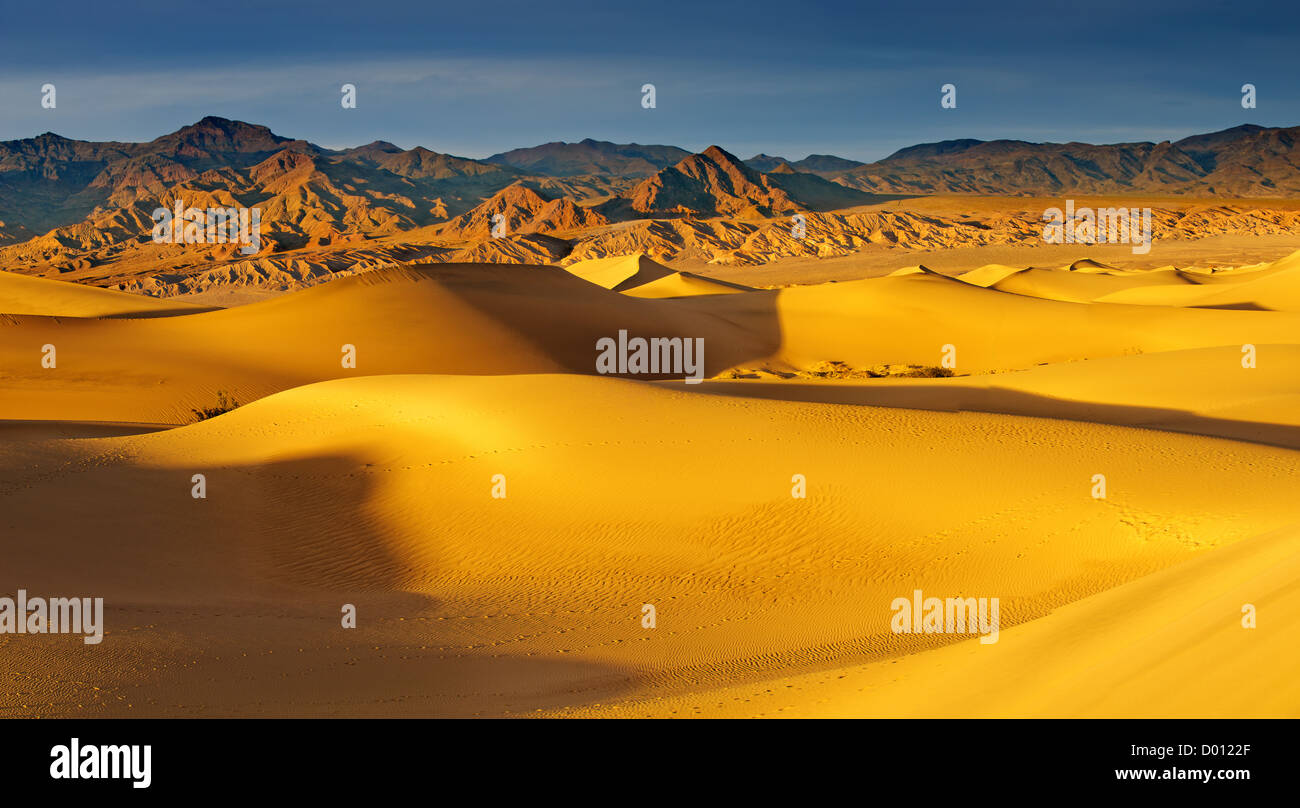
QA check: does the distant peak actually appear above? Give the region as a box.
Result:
[494,180,550,201]
[701,145,740,162]
[178,116,270,133]
[250,148,317,176]
[884,138,987,161]
[165,116,283,142]
[359,140,402,152]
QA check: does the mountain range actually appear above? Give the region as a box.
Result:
[822,125,1300,197]
[3,118,1300,288]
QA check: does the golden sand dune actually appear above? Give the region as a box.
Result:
[0,269,211,318]
[0,263,775,423]
[1098,256,1300,311]
[1064,258,1122,273]
[698,344,1300,448]
[564,252,678,290]
[564,252,753,298]
[1,373,1295,717]
[989,265,1192,303]
[952,263,1026,287]
[6,259,1299,423]
[1176,248,1300,284]
[745,272,1299,373]
[567,521,1300,718]
[976,251,1300,308]
[883,264,940,277]
[3,250,1299,718]
[621,271,754,299]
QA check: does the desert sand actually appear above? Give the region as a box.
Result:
[1,248,1297,717]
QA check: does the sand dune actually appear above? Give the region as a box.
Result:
[988,265,1192,303]
[697,344,1300,449]
[1178,248,1300,284]
[2,373,1295,717]
[564,252,754,297]
[6,257,1299,422]
[563,520,1300,718]
[0,263,775,422]
[564,252,679,290]
[745,271,1300,373]
[952,263,1026,287]
[620,271,754,299]
[1064,258,1121,272]
[0,269,211,318]
[1098,256,1300,310]
[2,248,1298,718]
[884,264,940,277]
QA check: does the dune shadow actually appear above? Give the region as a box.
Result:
[0,419,173,439]
[681,380,1300,451]
[0,441,648,716]
[1190,302,1270,311]
[101,306,223,318]
[245,453,436,593]
[410,262,787,380]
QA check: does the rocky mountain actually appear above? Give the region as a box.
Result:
[439,182,608,239]
[825,125,1300,196]
[5,118,1300,296]
[0,117,520,237]
[343,141,512,180]
[627,146,873,218]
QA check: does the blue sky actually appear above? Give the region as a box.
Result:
[1,0,1297,161]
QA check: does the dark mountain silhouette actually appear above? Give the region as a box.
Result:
[824,126,1300,196]
[486,139,690,177]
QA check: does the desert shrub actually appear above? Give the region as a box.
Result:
[900,365,955,378]
[191,390,240,421]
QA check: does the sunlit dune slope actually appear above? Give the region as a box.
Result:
[950,263,1025,287]
[565,252,753,297]
[987,266,1193,303]
[563,253,677,290]
[0,269,211,318]
[564,522,1300,718]
[5,257,1299,423]
[1098,257,1300,311]
[732,272,1300,372]
[969,248,1300,310]
[620,271,754,299]
[696,344,1300,448]
[884,264,941,277]
[0,373,1295,716]
[0,263,775,422]
[1179,248,1300,284]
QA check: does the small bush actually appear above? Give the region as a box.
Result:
[901,365,955,378]
[191,390,239,421]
